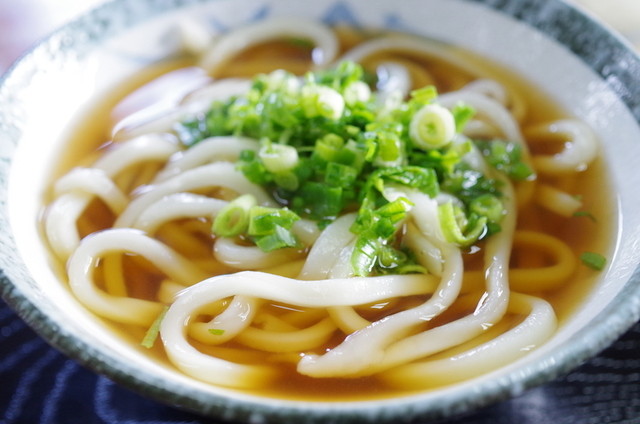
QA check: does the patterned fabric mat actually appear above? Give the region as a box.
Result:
[1,297,639,424]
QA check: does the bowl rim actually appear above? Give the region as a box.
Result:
[1,0,640,422]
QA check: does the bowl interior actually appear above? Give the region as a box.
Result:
[1,0,640,421]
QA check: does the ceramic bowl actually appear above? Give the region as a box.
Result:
[1,0,640,422]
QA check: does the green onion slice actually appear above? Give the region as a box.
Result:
[212,194,257,237]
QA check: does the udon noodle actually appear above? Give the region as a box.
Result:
[42,18,609,398]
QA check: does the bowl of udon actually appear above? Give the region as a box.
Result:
[1,0,640,422]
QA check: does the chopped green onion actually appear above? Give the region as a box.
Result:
[296,182,344,220]
[343,80,371,105]
[273,171,299,191]
[177,61,530,275]
[410,104,456,149]
[438,202,487,247]
[580,252,606,271]
[469,194,504,223]
[286,37,315,49]
[573,210,597,222]
[212,194,257,237]
[259,142,300,173]
[254,225,299,251]
[451,102,476,132]
[247,207,300,252]
[325,162,358,187]
[351,231,380,276]
[374,131,404,166]
[397,262,428,274]
[208,328,226,335]
[365,166,439,199]
[314,134,345,162]
[301,84,345,120]
[141,306,169,349]
[476,139,534,181]
[248,206,300,236]
[409,85,438,104]
[174,118,210,147]
[237,149,272,185]
[350,197,413,276]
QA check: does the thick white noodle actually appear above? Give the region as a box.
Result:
[530,119,598,174]
[113,78,252,141]
[132,193,227,233]
[67,228,208,326]
[114,162,277,228]
[460,79,527,124]
[214,237,301,270]
[338,35,487,79]
[298,213,357,280]
[461,79,508,105]
[438,90,524,144]
[93,134,180,173]
[53,168,129,214]
[45,194,92,259]
[200,18,339,73]
[160,271,436,388]
[452,133,490,174]
[154,136,259,182]
[131,191,319,245]
[534,183,583,217]
[157,280,186,303]
[112,102,208,142]
[300,213,359,332]
[402,222,444,277]
[45,134,180,259]
[327,304,372,334]
[291,219,321,246]
[297,195,465,378]
[375,61,412,101]
[327,239,357,279]
[406,191,447,242]
[180,78,251,106]
[378,175,515,370]
[234,317,337,353]
[380,293,557,387]
[190,295,261,344]
[462,119,501,139]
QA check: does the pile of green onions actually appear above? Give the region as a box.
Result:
[175,62,533,276]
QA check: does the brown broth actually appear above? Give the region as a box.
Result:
[43,29,616,400]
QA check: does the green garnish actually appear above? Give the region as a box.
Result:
[212,202,301,252]
[351,197,414,276]
[573,211,597,222]
[248,206,300,251]
[409,103,456,150]
[451,102,476,132]
[475,139,535,181]
[212,194,257,237]
[141,306,169,349]
[208,328,226,336]
[286,37,315,49]
[259,139,300,173]
[438,202,488,247]
[580,252,607,271]
[181,61,531,276]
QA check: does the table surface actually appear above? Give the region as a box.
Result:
[1,1,639,423]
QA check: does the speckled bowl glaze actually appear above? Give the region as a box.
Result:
[1,0,640,422]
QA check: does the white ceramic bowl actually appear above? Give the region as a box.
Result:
[1,0,640,422]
